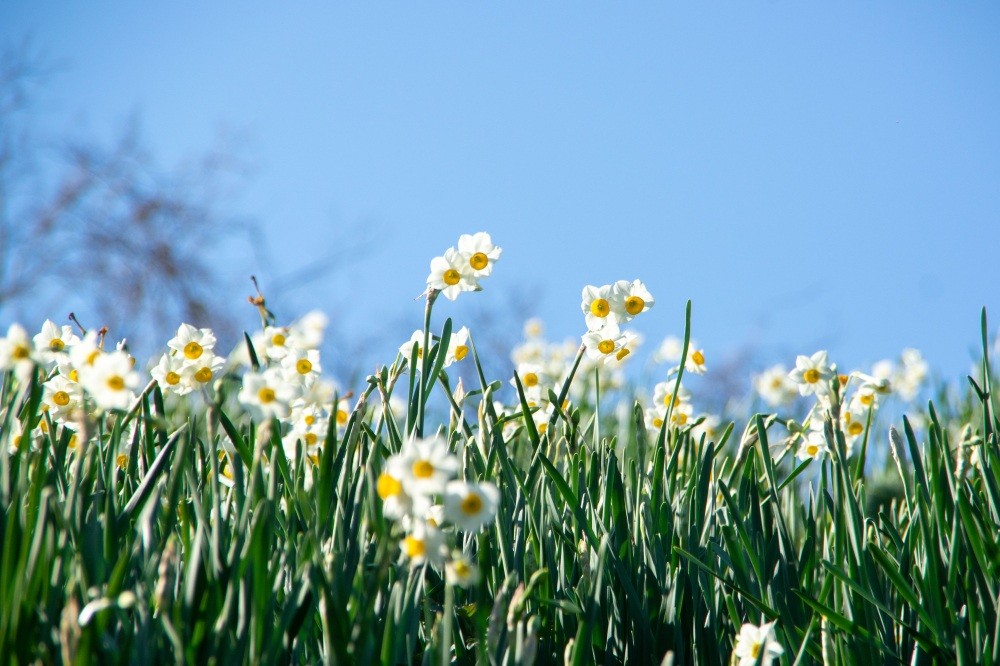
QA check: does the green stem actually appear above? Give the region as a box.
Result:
[442,579,455,666]
[415,289,438,438]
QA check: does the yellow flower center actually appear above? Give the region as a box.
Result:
[452,559,471,578]
[86,350,100,366]
[691,350,705,366]
[848,421,864,436]
[305,432,318,446]
[751,642,762,659]
[304,415,316,425]
[538,422,548,434]
[163,371,179,385]
[460,493,483,516]
[53,391,71,407]
[673,412,688,425]
[69,369,79,382]
[296,359,313,375]
[258,387,276,404]
[402,536,426,558]
[590,298,610,317]
[117,454,128,470]
[625,296,644,315]
[454,345,468,361]
[803,368,821,384]
[615,347,631,361]
[807,443,820,457]
[663,393,679,408]
[652,417,664,428]
[50,338,65,351]
[413,459,435,479]
[194,367,213,383]
[183,341,203,360]
[12,345,30,360]
[106,375,125,391]
[272,333,286,347]
[860,393,874,406]
[336,409,349,425]
[443,269,461,286]
[597,340,615,354]
[523,372,539,387]
[68,434,78,450]
[308,454,320,466]
[469,252,489,270]
[770,377,782,389]
[377,473,402,499]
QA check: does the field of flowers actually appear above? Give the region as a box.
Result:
[1,232,998,664]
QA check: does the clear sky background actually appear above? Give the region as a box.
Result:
[4,3,1000,389]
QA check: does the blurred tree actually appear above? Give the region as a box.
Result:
[0,45,259,350]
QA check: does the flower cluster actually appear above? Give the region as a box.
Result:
[398,325,471,370]
[426,232,502,301]
[377,435,497,586]
[580,280,654,364]
[1,320,142,418]
[234,312,345,475]
[151,324,226,397]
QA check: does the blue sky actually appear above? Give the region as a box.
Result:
[5,3,1000,387]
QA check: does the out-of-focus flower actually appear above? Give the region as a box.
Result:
[238,368,299,420]
[391,435,460,497]
[754,365,798,408]
[79,350,141,411]
[443,481,499,532]
[0,324,35,379]
[788,351,834,396]
[446,553,481,588]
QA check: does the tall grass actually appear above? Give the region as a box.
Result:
[0,304,997,664]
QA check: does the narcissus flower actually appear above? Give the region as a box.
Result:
[446,553,481,588]
[582,321,626,363]
[612,279,654,320]
[400,522,446,567]
[788,351,833,396]
[456,232,502,278]
[444,326,471,367]
[428,247,479,301]
[391,435,460,497]
[733,621,784,666]
[152,353,192,395]
[0,324,35,378]
[443,480,500,532]
[581,284,616,331]
[33,320,80,366]
[238,368,299,420]
[167,324,217,365]
[754,364,798,408]
[79,350,141,411]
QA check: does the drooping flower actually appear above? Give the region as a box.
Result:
[733,621,784,666]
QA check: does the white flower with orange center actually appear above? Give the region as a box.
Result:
[167,323,217,367]
[391,435,460,497]
[754,364,798,408]
[446,553,481,588]
[611,279,654,322]
[444,326,471,367]
[0,323,36,378]
[443,481,499,532]
[685,347,707,375]
[281,348,322,386]
[238,368,299,420]
[456,232,502,278]
[183,354,226,392]
[788,351,833,396]
[428,247,479,301]
[796,429,828,461]
[733,621,784,666]
[33,320,80,366]
[582,321,626,363]
[79,350,141,411]
[581,284,616,331]
[651,381,691,412]
[262,326,292,361]
[42,374,83,424]
[151,353,192,395]
[400,521,446,568]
